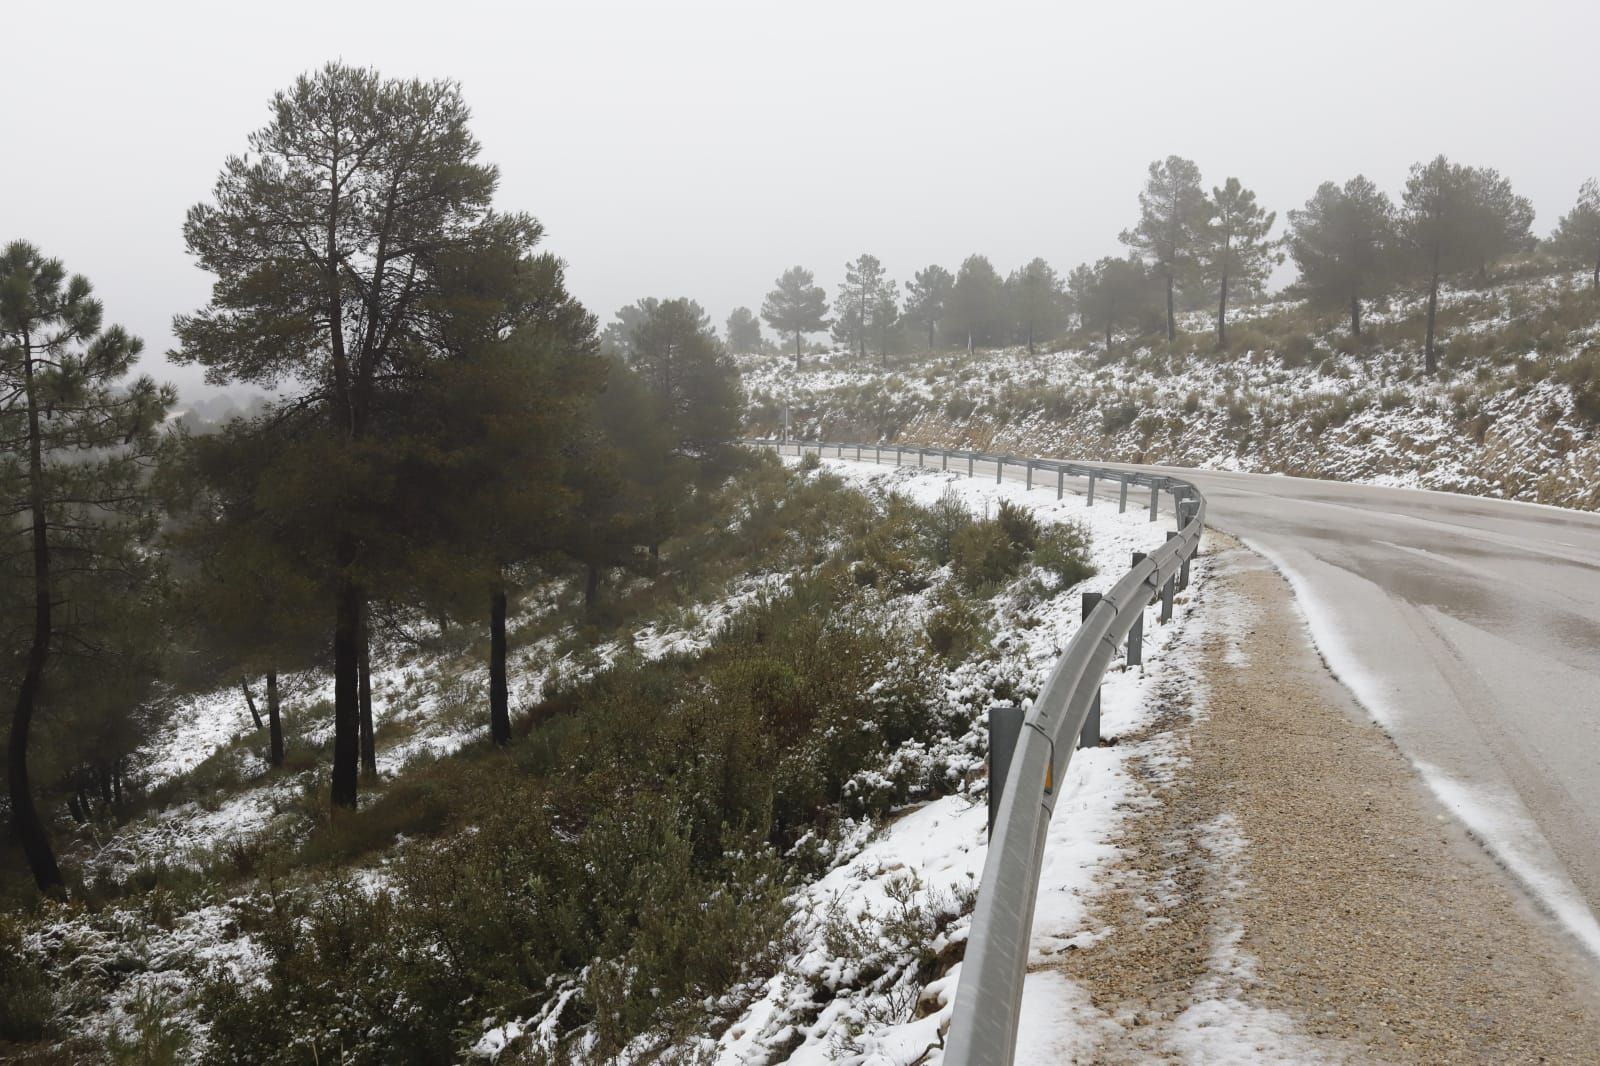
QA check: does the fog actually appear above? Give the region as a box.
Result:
[5,0,1595,399]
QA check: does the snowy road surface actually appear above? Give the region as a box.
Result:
[1073,461,1600,957]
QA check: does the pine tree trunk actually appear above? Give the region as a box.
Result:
[1028,323,1035,355]
[331,542,362,810]
[1216,272,1229,348]
[1105,319,1113,351]
[1592,252,1598,292]
[68,794,85,824]
[490,586,510,746]
[1165,274,1176,343]
[794,332,801,370]
[928,321,935,351]
[241,678,263,731]
[359,608,375,780]
[267,669,284,768]
[9,331,64,895]
[1350,294,1363,339]
[1424,252,1441,376]
[585,563,600,610]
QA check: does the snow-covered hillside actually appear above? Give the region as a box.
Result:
[742,270,1600,510]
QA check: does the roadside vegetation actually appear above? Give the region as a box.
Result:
[0,452,1098,1063]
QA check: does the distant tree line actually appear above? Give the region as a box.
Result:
[727,155,1600,374]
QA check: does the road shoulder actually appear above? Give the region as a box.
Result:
[1050,535,1600,1063]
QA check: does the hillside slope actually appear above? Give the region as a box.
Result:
[743,269,1600,510]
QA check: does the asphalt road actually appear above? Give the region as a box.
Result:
[1094,463,1600,955]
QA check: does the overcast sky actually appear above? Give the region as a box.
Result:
[5,0,1596,399]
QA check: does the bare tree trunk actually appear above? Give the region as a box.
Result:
[1165,274,1176,343]
[9,331,64,895]
[241,678,264,731]
[331,539,362,810]
[1216,272,1229,348]
[267,669,284,768]
[1424,251,1441,376]
[1350,294,1363,339]
[490,585,510,746]
[585,563,600,610]
[359,607,375,780]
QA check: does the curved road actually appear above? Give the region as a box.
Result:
[1102,464,1600,958]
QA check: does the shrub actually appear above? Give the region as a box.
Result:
[0,915,52,1041]
[924,585,990,662]
[1031,521,1097,590]
[917,485,973,566]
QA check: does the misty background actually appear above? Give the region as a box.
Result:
[5,0,1595,400]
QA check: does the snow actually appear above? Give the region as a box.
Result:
[696,454,1221,1065]
[740,270,1600,512]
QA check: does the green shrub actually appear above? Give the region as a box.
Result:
[0,915,52,1041]
[924,585,990,662]
[106,986,192,1066]
[1031,521,1097,590]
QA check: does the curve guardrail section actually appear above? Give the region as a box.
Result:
[749,438,1206,1066]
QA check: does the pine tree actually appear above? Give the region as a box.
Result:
[1550,179,1600,290]
[1077,256,1154,353]
[1,241,172,893]
[760,267,830,369]
[405,249,603,746]
[1007,258,1065,353]
[173,62,527,809]
[947,255,1006,351]
[1287,176,1397,338]
[1198,178,1280,348]
[832,254,890,362]
[630,298,742,460]
[164,420,331,770]
[1401,156,1533,374]
[1121,156,1209,343]
[903,265,953,350]
[725,307,763,353]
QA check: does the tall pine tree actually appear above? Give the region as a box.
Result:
[173,63,531,808]
[1,241,172,893]
[1121,156,1208,343]
[760,267,829,369]
[1198,178,1279,348]
[1287,176,1396,338]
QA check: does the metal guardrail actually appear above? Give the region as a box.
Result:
[750,437,1205,1066]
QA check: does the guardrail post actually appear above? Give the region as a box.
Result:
[856,444,862,461]
[1180,550,1192,591]
[967,453,974,478]
[1149,479,1161,522]
[895,446,902,466]
[987,702,1024,839]
[996,458,1004,484]
[1160,572,1175,624]
[1057,468,1064,500]
[942,451,948,471]
[918,449,924,468]
[1119,477,1129,513]
[1079,593,1103,748]
[838,444,844,458]
[1026,460,1034,490]
[1087,474,1096,506]
[1128,552,1146,666]
[875,444,881,464]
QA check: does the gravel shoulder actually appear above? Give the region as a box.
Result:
[1051,535,1600,1063]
